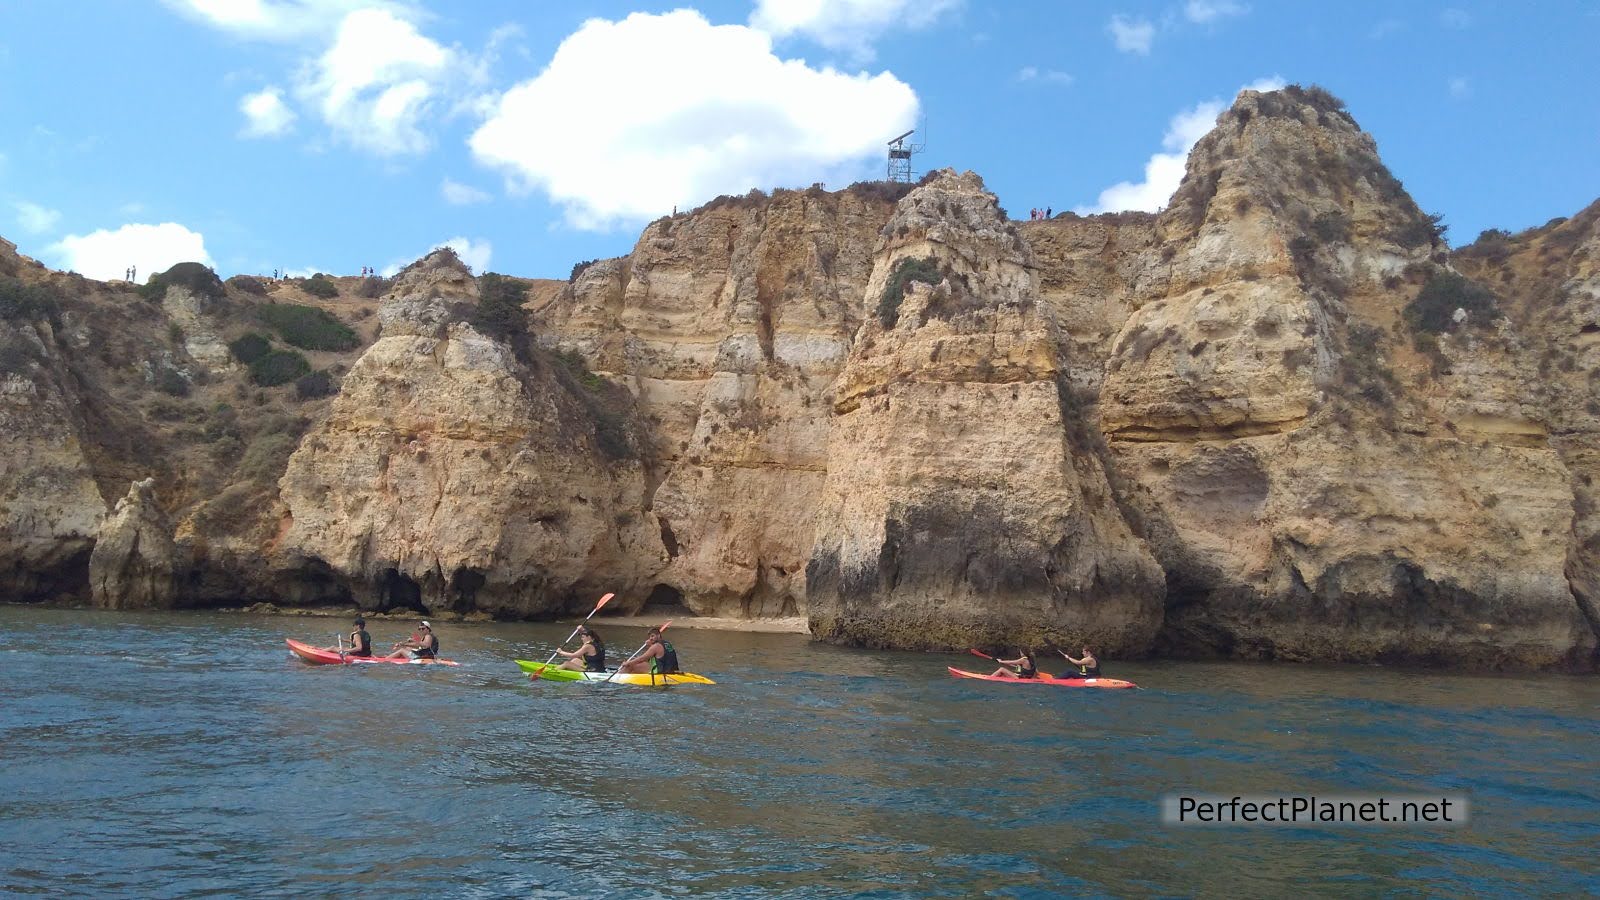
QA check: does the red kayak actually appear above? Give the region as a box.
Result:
[286,638,461,667]
[947,666,1137,689]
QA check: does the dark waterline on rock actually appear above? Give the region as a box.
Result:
[2,606,1597,896]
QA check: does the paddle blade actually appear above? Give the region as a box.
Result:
[594,592,615,611]
[658,620,672,632]
[969,648,995,660]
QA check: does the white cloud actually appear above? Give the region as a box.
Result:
[380,236,491,277]
[1108,15,1155,54]
[1017,66,1074,86]
[13,201,62,235]
[1369,19,1404,39]
[163,0,415,42]
[1076,77,1283,214]
[469,10,918,230]
[1448,76,1471,99]
[1184,1,1248,24]
[239,87,296,137]
[441,178,491,205]
[49,223,211,283]
[750,0,960,60]
[296,8,460,156]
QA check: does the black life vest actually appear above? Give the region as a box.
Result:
[350,629,372,657]
[1018,656,1037,678]
[652,640,680,675]
[415,634,438,659]
[586,644,606,672]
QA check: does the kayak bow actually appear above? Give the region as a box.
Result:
[946,666,1136,689]
[514,659,714,686]
[286,638,461,667]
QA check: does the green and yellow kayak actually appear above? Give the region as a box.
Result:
[514,659,715,686]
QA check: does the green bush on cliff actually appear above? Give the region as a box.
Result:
[877,257,942,328]
[249,348,312,386]
[1403,271,1500,334]
[294,369,336,400]
[142,262,225,303]
[1390,212,1449,249]
[226,274,267,295]
[257,303,359,352]
[0,277,59,322]
[228,332,273,364]
[472,273,528,341]
[299,275,339,298]
[236,431,298,484]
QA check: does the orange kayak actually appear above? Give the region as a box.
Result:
[947,667,1136,688]
[286,638,461,667]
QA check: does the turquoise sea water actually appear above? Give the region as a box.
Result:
[2,606,1596,897]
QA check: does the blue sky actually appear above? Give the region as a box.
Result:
[1,1,1596,282]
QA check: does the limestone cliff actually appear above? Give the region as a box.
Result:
[279,250,652,616]
[2,85,1598,671]
[0,244,105,601]
[804,172,1165,651]
[89,478,179,609]
[1084,87,1594,668]
[534,186,905,616]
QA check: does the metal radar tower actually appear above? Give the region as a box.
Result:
[887,129,923,183]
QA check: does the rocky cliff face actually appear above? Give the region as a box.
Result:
[279,250,652,617]
[1084,88,1594,668]
[90,478,178,609]
[2,86,1597,670]
[805,172,1165,651]
[534,186,903,617]
[0,246,105,602]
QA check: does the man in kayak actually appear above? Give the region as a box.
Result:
[554,626,606,672]
[1056,646,1100,679]
[617,626,679,676]
[988,648,1038,679]
[321,615,372,657]
[385,620,439,660]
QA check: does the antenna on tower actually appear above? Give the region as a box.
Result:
[886,126,925,183]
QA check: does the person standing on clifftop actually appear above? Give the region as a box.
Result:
[1057,647,1100,679]
[989,649,1038,679]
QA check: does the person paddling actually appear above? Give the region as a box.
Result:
[385,620,439,660]
[617,626,679,676]
[322,615,372,657]
[554,626,606,672]
[989,648,1038,679]
[1057,646,1100,678]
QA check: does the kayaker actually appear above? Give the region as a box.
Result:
[1057,646,1100,678]
[617,626,680,675]
[989,649,1038,679]
[385,620,439,660]
[555,626,607,672]
[321,616,372,657]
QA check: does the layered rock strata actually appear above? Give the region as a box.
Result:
[805,172,1166,651]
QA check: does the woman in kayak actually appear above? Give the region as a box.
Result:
[1057,646,1100,678]
[617,627,680,675]
[555,626,607,672]
[385,621,439,659]
[321,616,372,657]
[989,649,1038,679]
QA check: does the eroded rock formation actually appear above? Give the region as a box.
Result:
[2,86,1597,670]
